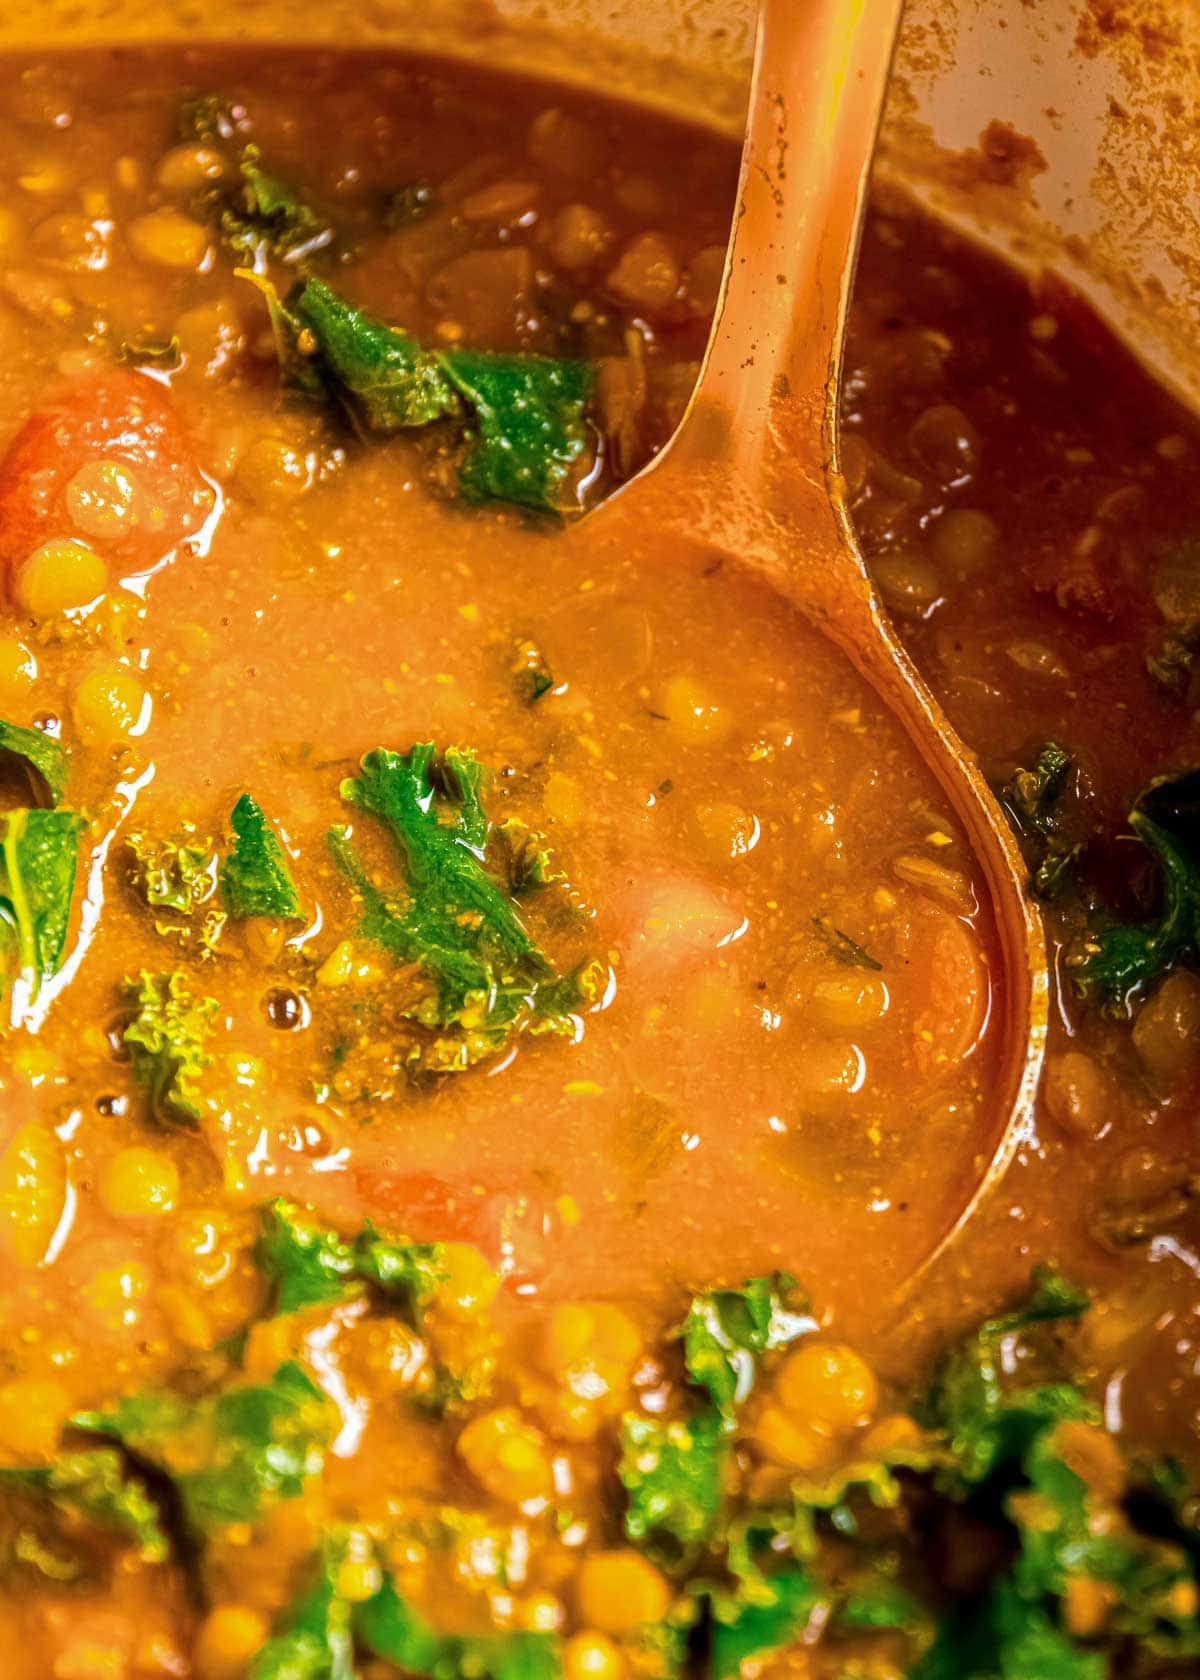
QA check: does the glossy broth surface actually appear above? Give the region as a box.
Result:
[0,44,1194,1680]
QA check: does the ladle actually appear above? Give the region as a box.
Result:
[589,0,1048,1272]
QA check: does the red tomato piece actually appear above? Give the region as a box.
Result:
[0,369,213,584]
[353,1166,548,1282]
[894,894,990,1080]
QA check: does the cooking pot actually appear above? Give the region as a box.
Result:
[7,0,1198,414]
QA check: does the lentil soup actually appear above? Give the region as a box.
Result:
[0,40,1194,1680]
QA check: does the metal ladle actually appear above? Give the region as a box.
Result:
[590,0,1047,1274]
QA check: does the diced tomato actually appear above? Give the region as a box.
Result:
[352,1166,549,1283]
[893,894,990,1079]
[0,369,213,584]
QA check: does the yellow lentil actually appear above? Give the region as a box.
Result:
[16,536,108,616]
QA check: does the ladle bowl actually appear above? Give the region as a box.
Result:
[589,0,1048,1279]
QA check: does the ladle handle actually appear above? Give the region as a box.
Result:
[664,0,905,519]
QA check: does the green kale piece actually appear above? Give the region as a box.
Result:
[355,1571,561,1680]
[999,740,1072,833]
[785,1429,942,1549]
[221,148,331,262]
[492,817,563,897]
[912,1271,1200,1665]
[912,1581,1106,1680]
[1147,539,1200,697]
[125,827,224,954]
[0,1449,169,1564]
[920,1268,1092,1487]
[1010,1424,1200,1657]
[619,1277,813,1559]
[177,92,242,144]
[439,345,594,510]
[209,147,330,265]
[834,1576,924,1633]
[122,969,219,1124]
[709,1419,939,1671]
[256,1198,444,1317]
[257,1541,567,1680]
[175,92,330,265]
[0,719,67,806]
[242,269,328,403]
[997,740,1080,900]
[619,1412,725,1554]
[710,1563,823,1680]
[72,1361,336,1537]
[1146,623,1200,695]
[1071,769,1200,1011]
[126,827,218,917]
[250,1570,355,1680]
[219,793,302,920]
[253,277,595,513]
[0,807,83,1002]
[682,1274,814,1427]
[706,1272,1200,1680]
[286,277,459,430]
[328,744,592,1075]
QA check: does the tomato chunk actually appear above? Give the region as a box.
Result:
[891,893,990,1080]
[0,369,212,586]
[353,1166,549,1282]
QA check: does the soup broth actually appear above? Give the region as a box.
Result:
[0,42,1193,1680]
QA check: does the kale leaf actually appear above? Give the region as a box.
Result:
[219,793,302,920]
[221,148,332,263]
[997,740,1080,900]
[619,1276,812,1557]
[710,1563,823,1680]
[0,807,83,1004]
[920,1267,1092,1487]
[176,92,331,265]
[177,92,243,145]
[1146,623,1200,695]
[256,1198,444,1318]
[250,1570,355,1680]
[284,277,459,430]
[0,719,68,806]
[328,744,592,1075]
[126,827,218,917]
[0,1448,169,1565]
[682,1274,815,1427]
[254,1541,562,1680]
[912,1580,1106,1680]
[1012,1421,1200,1655]
[251,276,595,512]
[1070,768,1200,1011]
[125,827,224,954]
[440,346,594,510]
[122,969,219,1124]
[356,1571,561,1680]
[493,817,563,897]
[620,1412,726,1554]
[911,1270,1200,1669]
[72,1361,336,1536]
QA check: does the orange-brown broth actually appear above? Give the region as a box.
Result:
[0,41,1196,1680]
